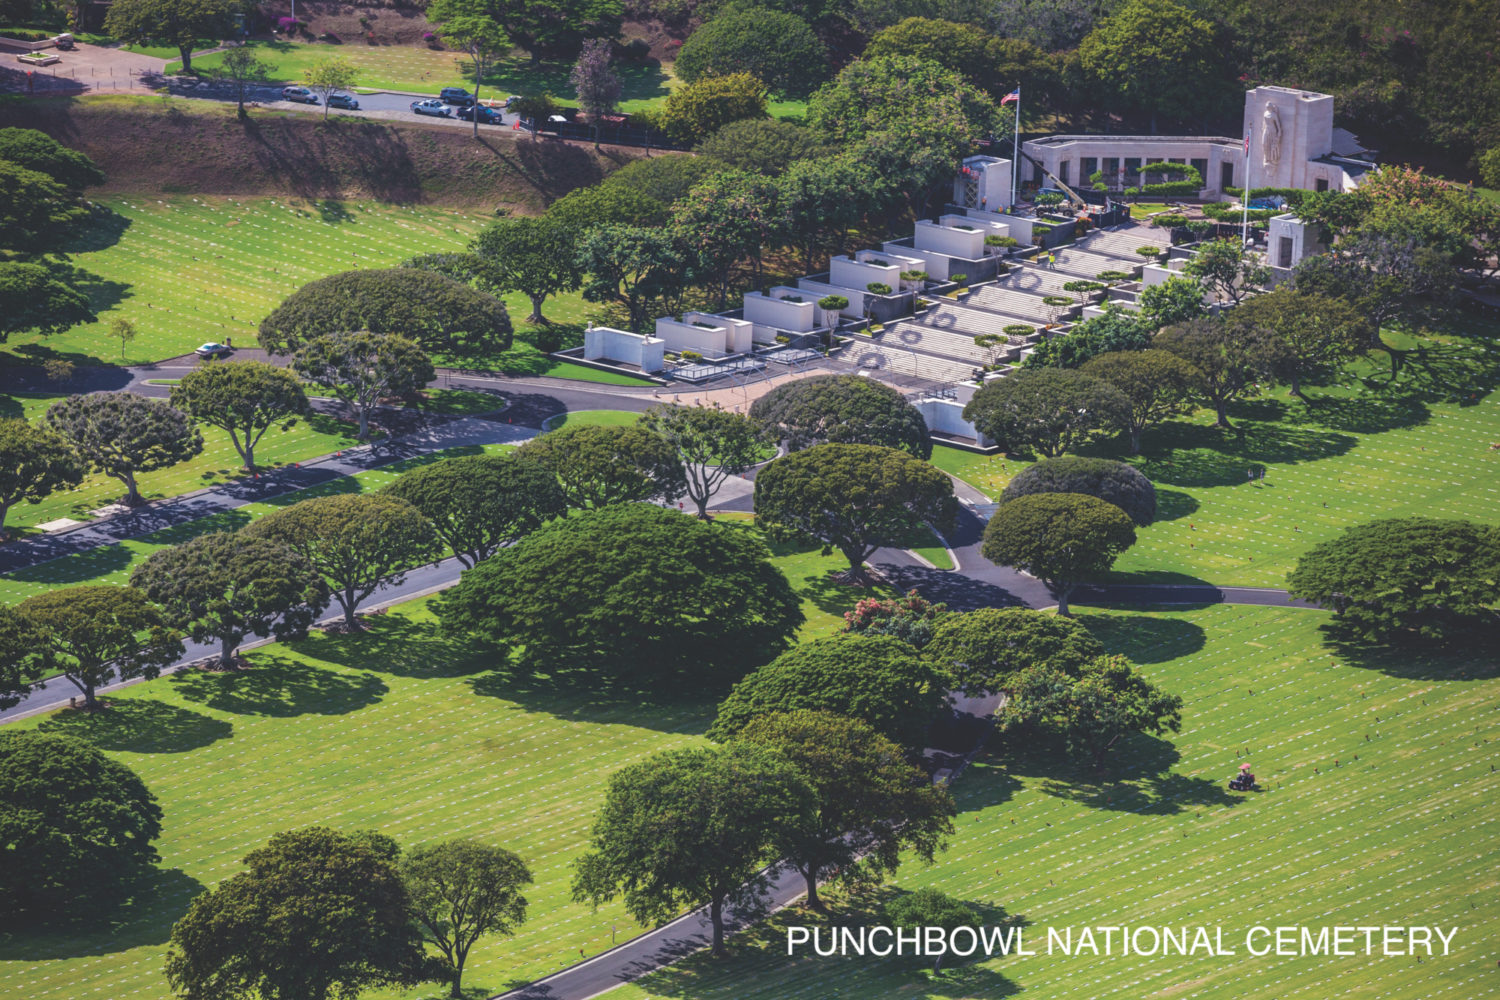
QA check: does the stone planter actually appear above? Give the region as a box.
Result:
[16,52,60,66]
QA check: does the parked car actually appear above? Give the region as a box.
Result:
[503,95,522,109]
[54,33,74,50]
[456,104,503,124]
[281,86,319,105]
[439,87,474,106]
[410,99,452,118]
[326,92,360,110]
[195,342,231,358]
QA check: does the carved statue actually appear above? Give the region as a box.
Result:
[1260,101,1283,171]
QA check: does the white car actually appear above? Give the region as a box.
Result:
[194,342,231,358]
[410,99,452,118]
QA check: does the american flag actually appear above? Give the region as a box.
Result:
[1001,89,1020,105]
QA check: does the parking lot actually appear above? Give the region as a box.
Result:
[163,76,530,131]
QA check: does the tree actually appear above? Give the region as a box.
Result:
[1232,286,1368,399]
[640,403,767,519]
[16,586,184,710]
[0,261,95,342]
[436,503,802,683]
[165,827,435,1000]
[754,444,956,585]
[695,118,829,176]
[0,732,162,920]
[981,493,1136,615]
[676,6,826,97]
[258,269,513,357]
[43,393,202,506]
[304,55,359,121]
[1078,0,1221,131]
[1137,275,1207,329]
[656,71,769,145]
[738,710,953,909]
[106,317,136,360]
[1480,146,1500,190]
[571,38,623,143]
[546,182,670,232]
[575,224,692,332]
[841,589,949,649]
[471,216,582,324]
[601,153,729,208]
[0,605,50,711]
[1000,655,1182,770]
[708,633,950,748]
[0,127,105,195]
[1001,456,1156,526]
[749,374,932,458]
[1021,304,1150,369]
[129,532,329,668]
[400,251,506,296]
[402,840,533,998]
[1183,238,1271,305]
[1082,348,1201,453]
[925,608,1104,697]
[1287,518,1500,642]
[103,0,240,73]
[170,361,310,471]
[292,331,434,442]
[516,422,687,508]
[383,453,566,568]
[989,0,1105,51]
[962,368,1130,458]
[674,169,782,303]
[1154,315,1276,428]
[775,155,866,267]
[242,494,442,629]
[885,888,983,972]
[212,45,271,117]
[0,159,87,254]
[487,0,621,62]
[573,743,815,957]
[427,0,508,138]
[0,418,84,537]
[865,17,1048,101]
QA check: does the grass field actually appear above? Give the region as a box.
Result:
[0,391,365,534]
[615,603,1500,1000]
[540,408,644,431]
[931,373,1500,587]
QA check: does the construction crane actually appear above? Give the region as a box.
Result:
[1018,149,1090,212]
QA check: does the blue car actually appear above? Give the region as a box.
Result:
[456,104,503,124]
[411,99,452,118]
[326,92,360,110]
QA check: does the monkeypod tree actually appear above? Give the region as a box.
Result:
[0,604,51,711]
[640,403,768,519]
[436,504,802,685]
[675,5,827,97]
[925,608,1105,696]
[516,423,687,509]
[1154,315,1277,428]
[573,743,815,957]
[695,118,831,177]
[292,331,435,441]
[104,0,241,73]
[962,368,1129,458]
[737,710,955,910]
[242,494,442,629]
[130,532,329,667]
[16,586,184,710]
[981,494,1137,615]
[170,361,310,470]
[1183,238,1272,305]
[0,128,105,196]
[708,633,950,749]
[383,453,566,568]
[1002,456,1156,526]
[0,731,163,921]
[1287,518,1500,643]
[754,444,955,585]
[1081,348,1202,453]
[0,418,84,536]
[470,216,582,324]
[1230,286,1369,399]
[0,261,96,342]
[749,374,932,458]
[44,393,203,506]
[166,827,436,1000]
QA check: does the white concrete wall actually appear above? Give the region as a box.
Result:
[953,155,1013,212]
[830,255,901,292]
[1267,213,1325,269]
[1243,86,1335,190]
[962,209,1035,244]
[654,317,731,357]
[914,397,994,448]
[1021,137,1240,194]
[940,214,1009,240]
[797,278,867,318]
[584,327,664,372]
[685,311,753,354]
[744,289,818,334]
[881,243,955,281]
[915,220,986,259]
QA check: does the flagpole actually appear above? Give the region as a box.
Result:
[1241,126,1252,247]
[1010,88,1020,211]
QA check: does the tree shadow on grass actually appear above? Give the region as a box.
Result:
[57,203,133,254]
[6,541,135,586]
[1278,391,1432,435]
[170,656,386,717]
[1125,420,1358,488]
[1153,488,1199,522]
[314,198,354,224]
[997,729,1237,815]
[1073,610,1207,663]
[292,613,499,680]
[1319,624,1500,681]
[37,698,232,753]
[0,866,203,959]
[948,759,1023,814]
[468,667,717,734]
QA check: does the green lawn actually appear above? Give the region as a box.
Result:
[932,370,1500,587]
[615,603,1500,1000]
[0,391,365,534]
[540,408,643,431]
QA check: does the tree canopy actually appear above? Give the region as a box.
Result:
[676,5,827,97]
[165,827,435,1000]
[749,374,932,458]
[383,453,566,568]
[436,503,803,684]
[754,443,955,584]
[572,743,815,956]
[1154,315,1276,428]
[695,119,830,176]
[925,608,1105,696]
[292,331,435,442]
[0,731,163,921]
[130,531,328,668]
[257,269,513,358]
[656,71,769,144]
[470,215,582,324]
[0,605,51,711]
[104,0,242,71]
[0,261,96,342]
[708,633,950,748]
[0,418,84,536]
[1231,286,1369,398]
[1078,0,1223,129]
[1021,305,1149,370]
[1137,275,1207,329]
[864,17,1048,100]
[640,403,768,519]
[1001,456,1156,526]
[1081,348,1202,453]
[170,361,309,470]
[515,422,687,509]
[962,368,1130,458]
[981,493,1137,615]
[402,839,532,998]
[44,393,202,506]
[1286,518,1500,642]
[0,128,104,195]
[0,160,88,255]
